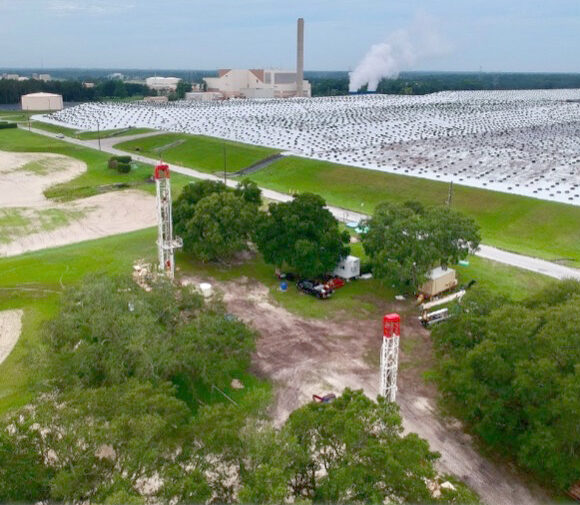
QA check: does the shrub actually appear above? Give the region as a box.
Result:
[117,162,131,174]
[108,155,132,170]
[0,122,17,129]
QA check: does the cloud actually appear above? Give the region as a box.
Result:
[48,0,135,15]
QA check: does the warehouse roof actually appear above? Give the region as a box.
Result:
[22,92,62,97]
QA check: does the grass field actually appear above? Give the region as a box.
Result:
[0,128,193,201]
[246,157,580,266]
[29,121,154,140]
[116,133,280,174]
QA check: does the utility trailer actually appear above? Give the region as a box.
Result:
[333,255,360,280]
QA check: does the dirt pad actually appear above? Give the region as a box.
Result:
[0,309,23,365]
[201,276,549,505]
[0,150,156,257]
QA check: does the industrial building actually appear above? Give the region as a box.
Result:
[185,91,223,101]
[145,77,181,92]
[203,18,309,99]
[21,92,63,111]
[204,69,311,99]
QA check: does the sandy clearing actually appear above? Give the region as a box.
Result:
[0,309,23,365]
[0,150,157,257]
[186,275,550,505]
[0,190,157,257]
[0,151,86,208]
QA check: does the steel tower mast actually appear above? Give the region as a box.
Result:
[380,313,401,402]
[154,163,182,279]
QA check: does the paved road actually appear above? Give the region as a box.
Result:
[27,126,580,281]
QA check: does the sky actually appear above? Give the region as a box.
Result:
[0,0,578,72]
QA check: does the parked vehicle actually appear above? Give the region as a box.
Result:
[297,279,333,299]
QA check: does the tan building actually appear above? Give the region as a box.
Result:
[204,69,311,99]
[185,91,223,101]
[21,92,63,111]
[145,76,181,92]
[143,96,169,103]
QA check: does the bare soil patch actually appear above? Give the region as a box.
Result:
[0,150,156,257]
[184,274,549,505]
[0,309,23,365]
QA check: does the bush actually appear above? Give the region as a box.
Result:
[108,155,132,169]
[0,122,17,129]
[116,162,131,174]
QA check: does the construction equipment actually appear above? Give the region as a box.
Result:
[380,313,400,402]
[420,289,466,311]
[419,307,450,327]
[154,163,182,280]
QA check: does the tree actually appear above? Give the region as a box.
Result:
[173,180,228,236]
[282,389,478,504]
[256,193,350,278]
[362,202,480,291]
[235,178,262,206]
[175,80,192,100]
[431,281,580,490]
[182,192,259,262]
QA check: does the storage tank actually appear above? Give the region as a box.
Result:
[21,92,63,111]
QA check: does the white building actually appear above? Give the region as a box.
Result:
[204,69,311,99]
[145,76,181,92]
[21,92,63,111]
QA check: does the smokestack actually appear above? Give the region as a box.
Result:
[296,17,304,97]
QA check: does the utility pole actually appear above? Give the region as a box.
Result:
[223,142,227,185]
[96,119,101,151]
[447,180,454,207]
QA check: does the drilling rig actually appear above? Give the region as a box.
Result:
[154,163,182,279]
[380,313,401,402]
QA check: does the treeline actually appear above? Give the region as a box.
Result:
[310,71,580,96]
[0,78,156,104]
[431,280,580,491]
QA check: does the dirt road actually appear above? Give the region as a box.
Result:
[196,275,550,505]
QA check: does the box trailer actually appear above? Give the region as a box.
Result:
[420,267,458,298]
[333,255,360,280]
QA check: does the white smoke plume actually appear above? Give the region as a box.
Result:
[349,13,450,93]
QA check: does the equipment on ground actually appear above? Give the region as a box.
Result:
[154,163,182,279]
[297,279,333,299]
[419,307,450,327]
[419,266,458,299]
[420,289,466,311]
[333,255,360,280]
[380,313,400,402]
[324,277,346,290]
[313,393,336,404]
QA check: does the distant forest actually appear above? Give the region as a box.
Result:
[1,69,580,104]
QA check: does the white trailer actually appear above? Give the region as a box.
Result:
[333,255,360,280]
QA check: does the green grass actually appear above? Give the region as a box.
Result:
[0,207,87,243]
[0,228,158,413]
[246,157,580,267]
[29,121,155,140]
[0,128,194,201]
[116,133,280,174]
